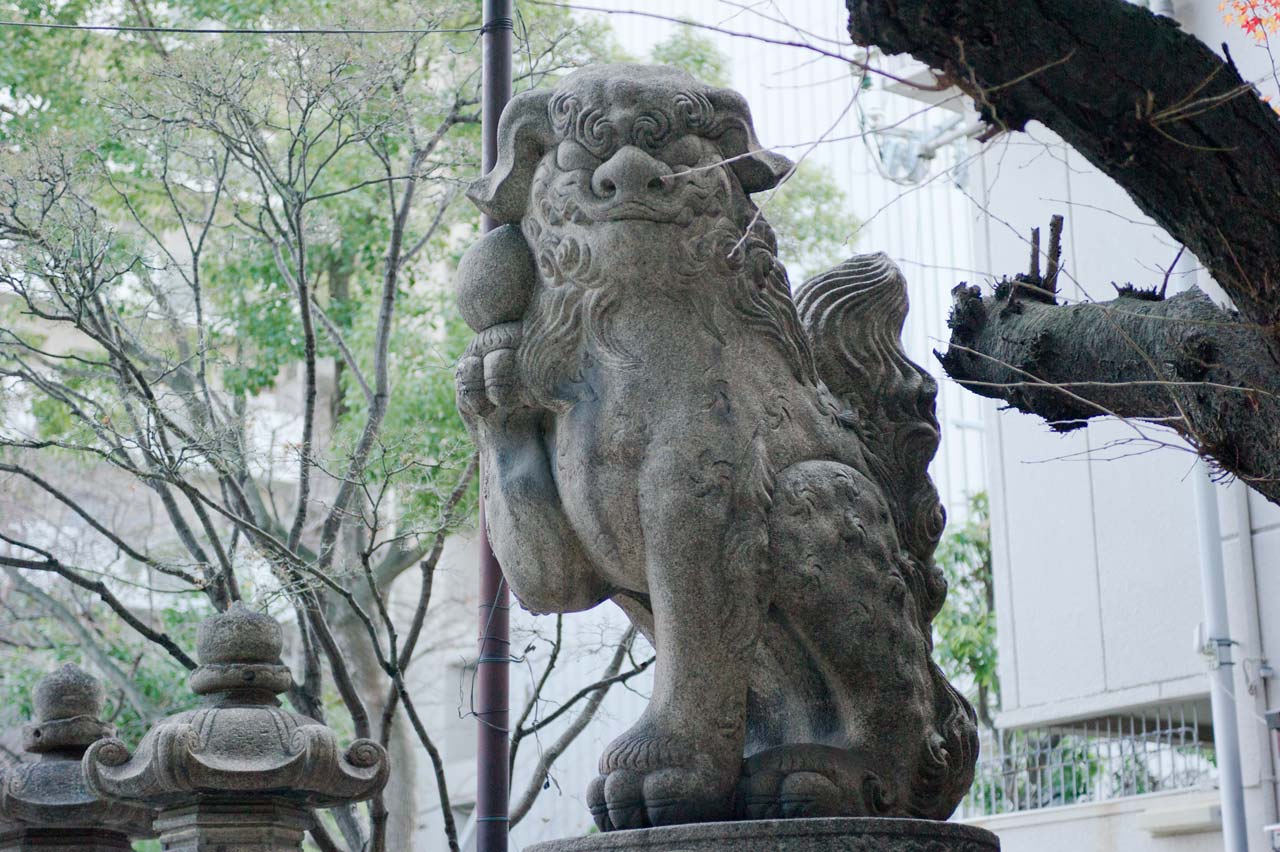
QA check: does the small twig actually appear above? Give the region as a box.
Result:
[509,631,639,827]
[1160,245,1187,299]
[1028,226,1041,281]
[1044,214,1065,299]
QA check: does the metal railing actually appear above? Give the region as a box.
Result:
[959,702,1217,818]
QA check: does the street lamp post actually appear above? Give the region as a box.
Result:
[476,3,514,851]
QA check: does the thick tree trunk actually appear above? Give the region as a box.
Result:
[847,0,1280,337]
[941,281,1280,503]
[846,0,1280,502]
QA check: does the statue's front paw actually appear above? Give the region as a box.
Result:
[455,321,523,418]
[587,724,737,830]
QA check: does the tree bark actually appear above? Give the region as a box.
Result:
[846,0,1280,502]
[941,282,1280,503]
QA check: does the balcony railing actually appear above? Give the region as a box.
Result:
[958,702,1217,818]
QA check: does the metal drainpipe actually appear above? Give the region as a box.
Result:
[1173,223,1250,849]
[1194,466,1249,852]
[1233,483,1280,839]
[476,3,513,851]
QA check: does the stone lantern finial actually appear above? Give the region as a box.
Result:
[24,662,110,754]
[83,603,389,852]
[188,600,292,703]
[0,664,153,852]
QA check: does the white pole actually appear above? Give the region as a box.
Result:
[1193,463,1249,852]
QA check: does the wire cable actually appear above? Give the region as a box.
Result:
[0,20,483,36]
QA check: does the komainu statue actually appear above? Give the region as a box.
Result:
[456,64,977,831]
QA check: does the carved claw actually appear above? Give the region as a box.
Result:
[587,775,612,832]
[604,768,647,830]
[588,762,734,830]
[735,744,891,821]
[587,722,737,830]
[456,321,523,418]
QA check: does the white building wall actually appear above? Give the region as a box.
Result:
[976,125,1214,723]
[973,2,1280,850]
[967,790,1227,852]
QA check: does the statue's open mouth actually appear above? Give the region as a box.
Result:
[596,199,684,222]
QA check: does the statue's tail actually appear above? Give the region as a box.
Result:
[794,253,947,613]
[796,254,979,818]
[909,663,979,819]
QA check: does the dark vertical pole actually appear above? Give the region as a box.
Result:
[477,2,512,851]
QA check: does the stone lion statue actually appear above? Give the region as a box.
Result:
[455,64,977,831]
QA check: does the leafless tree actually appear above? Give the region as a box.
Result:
[0,5,635,849]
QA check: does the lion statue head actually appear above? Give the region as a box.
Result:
[468,64,815,407]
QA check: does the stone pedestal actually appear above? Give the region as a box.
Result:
[525,818,1000,852]
[0,665,153,852]
[84,602,389,852]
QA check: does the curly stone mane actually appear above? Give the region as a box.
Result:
[517,174,817,411]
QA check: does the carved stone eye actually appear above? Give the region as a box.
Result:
[555,140,601,172]
[657,134,706,168]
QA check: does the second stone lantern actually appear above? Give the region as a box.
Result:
[0,663,153,852]
[83,602,389,852]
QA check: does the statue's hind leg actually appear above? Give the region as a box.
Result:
[588,436,772,831]
[737,460,972,819]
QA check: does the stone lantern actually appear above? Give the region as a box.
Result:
[0,663,154,851]
[83,602,389,852]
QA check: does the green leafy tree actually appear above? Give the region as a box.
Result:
[759,162,863,282]
[650,24,731,87]
[0,3,619,850]
[933,493,998,729]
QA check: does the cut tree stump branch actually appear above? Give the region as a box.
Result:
[938,274,1280,504]
[847,0,1280,504]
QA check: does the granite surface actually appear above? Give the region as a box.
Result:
[82,604,388,852]
[0,664,152,849]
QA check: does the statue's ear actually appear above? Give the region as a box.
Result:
[733,147,795,194]
[706,88,794,193]
[467,89,555,223]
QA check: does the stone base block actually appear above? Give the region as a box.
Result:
[154,798,313,852]
[525,817,1000,852]
[0,827,133,851]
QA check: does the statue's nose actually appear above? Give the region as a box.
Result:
[590,146,673,200]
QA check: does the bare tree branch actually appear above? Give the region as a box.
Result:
[0,536,197,670]
[510,630,639,827]
[940,270,1280,500]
